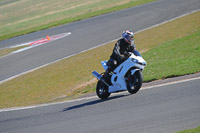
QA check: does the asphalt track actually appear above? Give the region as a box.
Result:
[0,75,200,133]
[0,0,200,83]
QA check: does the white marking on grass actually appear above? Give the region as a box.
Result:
[12,32,71,54]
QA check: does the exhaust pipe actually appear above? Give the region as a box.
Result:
[92,71,109,86]
[92,71,102,80]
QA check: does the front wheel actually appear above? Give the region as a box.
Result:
[96,80,110,99]
[127,70,143,94]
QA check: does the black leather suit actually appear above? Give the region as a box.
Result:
[107,38,137,72]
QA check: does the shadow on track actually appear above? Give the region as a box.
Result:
[62,94,130,112]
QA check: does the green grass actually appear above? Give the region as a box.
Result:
[143,28,200,81]
[0,11,199,108]
[177,126,200,133]
[0,0,156,41]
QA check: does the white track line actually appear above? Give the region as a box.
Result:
[142,76,200,90]
[0,76,199,112]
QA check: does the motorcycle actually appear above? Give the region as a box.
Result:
[92,52,147,99]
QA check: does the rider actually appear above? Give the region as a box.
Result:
[106,30,141,74]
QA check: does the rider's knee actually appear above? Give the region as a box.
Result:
[107,59,117,71]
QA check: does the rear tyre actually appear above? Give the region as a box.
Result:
[96,80,110,99]
[127,70,143,94]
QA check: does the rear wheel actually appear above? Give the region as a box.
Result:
[96,80,110,99]
[127,70,143,94]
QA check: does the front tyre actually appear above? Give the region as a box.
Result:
[96,80,110,99]
[127,70,143,94]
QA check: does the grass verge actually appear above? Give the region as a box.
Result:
[177,126,200,133]
[0,11,200,108]
[0,0,156,41]
[142,27,200,81]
